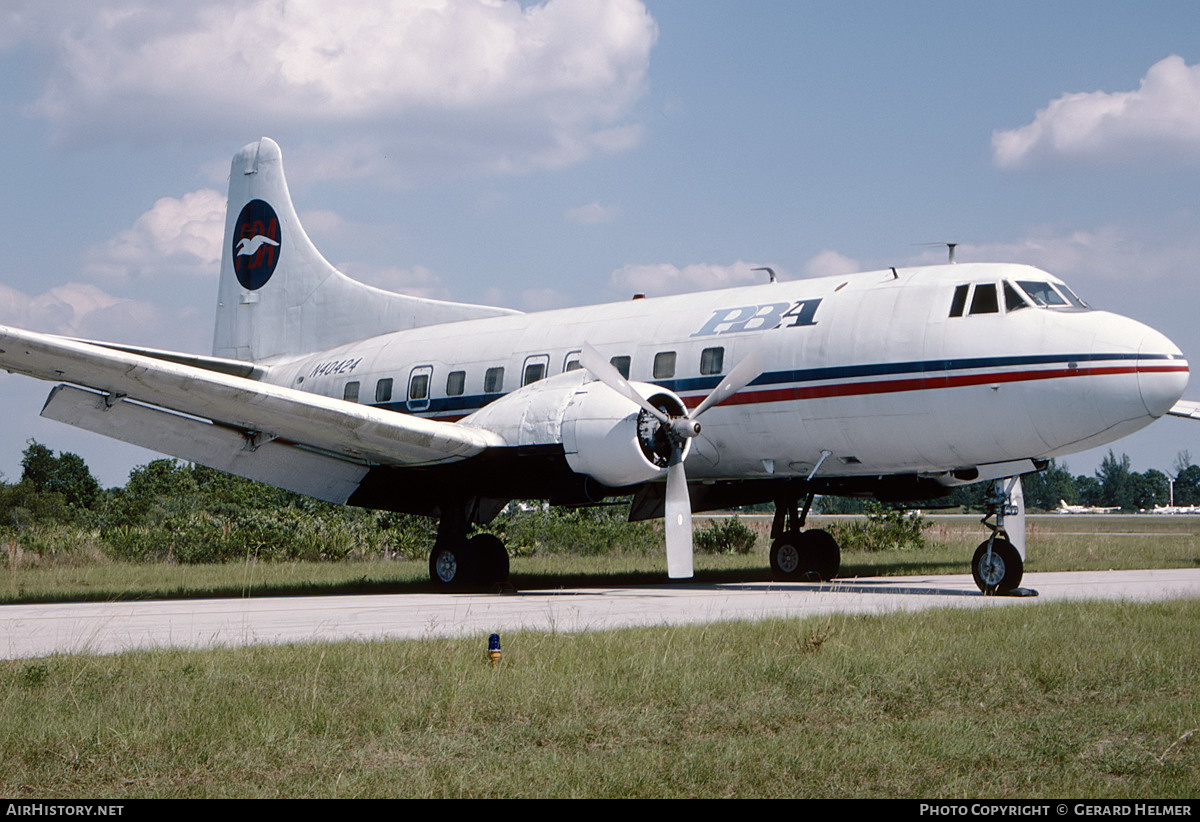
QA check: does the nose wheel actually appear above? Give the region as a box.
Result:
[971,537,1022,594]
[973,477,1031,596]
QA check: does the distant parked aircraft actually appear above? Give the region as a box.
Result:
[1056,500,1122,514]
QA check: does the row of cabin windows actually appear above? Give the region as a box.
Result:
[339,346,728,405]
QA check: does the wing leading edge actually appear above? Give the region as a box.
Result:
[0,325,502,501]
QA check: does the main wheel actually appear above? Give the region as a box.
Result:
[770,530,841,582]
[770,535,802,580]
[429,538,478,588]
[972,538,1023,594]
[468,533,509,586]
[803,529,840,581]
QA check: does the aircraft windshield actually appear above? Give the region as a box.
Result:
[1016,280,1090,310]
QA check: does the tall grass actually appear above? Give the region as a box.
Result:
[1,600,1196,798]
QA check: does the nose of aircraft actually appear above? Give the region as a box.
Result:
[1137,325,1189,418]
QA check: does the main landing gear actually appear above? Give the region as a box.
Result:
[971,477,1027,596]
[428,507,511,591]
[769,492,840,582]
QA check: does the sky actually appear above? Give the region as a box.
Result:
[2,0,1200,488]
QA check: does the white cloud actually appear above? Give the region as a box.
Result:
[609,261,781,297]
[803,250,861,278]
[25,0,657,177]
[0,282,160,339]
[993,55,1200,169]
[83,188,225,285]
[928,215,1200,285]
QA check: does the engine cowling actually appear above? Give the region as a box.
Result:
[460,370,692,489]
[562,379,692,488]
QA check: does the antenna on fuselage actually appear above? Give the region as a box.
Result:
[752,266,777,283]
[916,242,958,264]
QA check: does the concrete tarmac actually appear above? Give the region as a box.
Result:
[3,568,1199,660]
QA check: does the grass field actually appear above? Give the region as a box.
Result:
[1,515,1197,798]
[2,600,1196,798]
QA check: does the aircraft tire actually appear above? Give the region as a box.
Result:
[803,529,841,582]
[769,534,803,580]
[972,538,1023,595]
[771,530,841,582]
[429,539,479,589]
[468,533,510,586]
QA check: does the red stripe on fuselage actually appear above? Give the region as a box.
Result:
[421,362,1188,419]
[680,363,1189,408]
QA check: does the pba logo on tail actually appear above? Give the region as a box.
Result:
[233,199,281,290]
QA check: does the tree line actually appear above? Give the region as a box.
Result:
[821,450,1200,514]
[3,440,1198,567]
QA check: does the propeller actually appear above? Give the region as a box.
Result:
[578,343,762,578]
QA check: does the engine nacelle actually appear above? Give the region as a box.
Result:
[460,370,692,489]
[561,379,691,488]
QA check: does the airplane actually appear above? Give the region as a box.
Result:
[1055,500,1122,514]
[1149,504,1200,515]
[1,136,1196,595]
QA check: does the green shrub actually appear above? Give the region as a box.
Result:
[826,502,928,552]
[490,504,659,556]
[694,517,758,554]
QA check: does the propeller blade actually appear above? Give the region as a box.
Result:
[578,343,672,427]
[692,348,763,418]
[664,445,694,579]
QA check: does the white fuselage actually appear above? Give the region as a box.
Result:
[266,262,1188,486]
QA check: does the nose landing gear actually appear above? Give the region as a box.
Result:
[972,477,1035,596]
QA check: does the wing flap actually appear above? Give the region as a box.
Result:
[1,324,502,467]
[42,385,369,503]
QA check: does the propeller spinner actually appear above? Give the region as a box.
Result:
[579,343,762,578]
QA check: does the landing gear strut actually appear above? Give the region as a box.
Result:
[769,491,840,582]
[972,477,1026,595]
[428,505,511,591]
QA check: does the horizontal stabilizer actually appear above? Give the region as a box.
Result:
[1168,400,1200,420]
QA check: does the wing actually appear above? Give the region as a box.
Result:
[0,325,502,504]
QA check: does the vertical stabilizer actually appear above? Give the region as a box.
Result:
[213,137,518,362]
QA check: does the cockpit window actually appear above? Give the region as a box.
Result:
[949,284,969,317]
[1017,281,1067,307]
[1057,283,1090,309]
[1003,281,1029,312]
[968,283,998,315]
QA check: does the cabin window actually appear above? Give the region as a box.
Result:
[523,361,546,386]
[700,347,724,375]
[408,373,429,401]
[343,381,360,403]
[375,378,393,403]
[446,370,466,396]
[949,284,969,317]
[563,351,582,372]
[610,356,631,379]
[1003,281,1029,312]
[653,351,676,380]
[485,367,505,393]
[968,283,999,315]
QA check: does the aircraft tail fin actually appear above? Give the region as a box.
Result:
[213,137,518,363]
